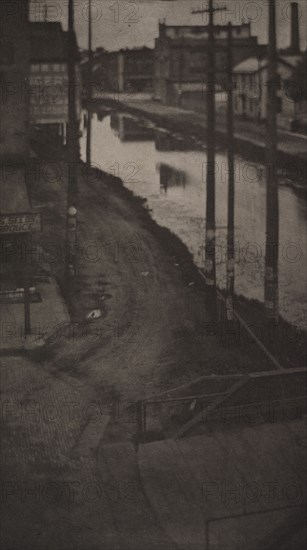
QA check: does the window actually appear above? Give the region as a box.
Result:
[41,64,49,72]
[276,73,281,89]
[189,53,204,74]
[31,64,40,73]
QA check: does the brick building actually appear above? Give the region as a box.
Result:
[233,2,306,131]
[233,55,305,130]
[29,22,82,143]
[0,0,30,159]
[88,47,154,95]
[154,22,265,106]
[0,0,40,323]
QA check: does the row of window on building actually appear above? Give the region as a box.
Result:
[31,63,67,73]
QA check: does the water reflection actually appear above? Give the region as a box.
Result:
[110,113,155,141]
[80,112,307,330]
[97,110,111,122]
[155,131,200,152]
[158,163,186,194]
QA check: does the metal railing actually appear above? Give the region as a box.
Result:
[136,391,226,443]
[204,503,307,550]
[136,391,307,443]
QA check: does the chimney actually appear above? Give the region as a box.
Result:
[290,2,299,53]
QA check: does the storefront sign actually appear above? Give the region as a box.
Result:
[0,213,41,234]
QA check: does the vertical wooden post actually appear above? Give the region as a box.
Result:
[24,280,31,335]
[68,0,77,168]
[265,0,279,323]
[137,400,146,443]
[24,240,31,336]
[204,0,217,322]
[66,0,78,279]
[86,0,93,166]
[226,22,235,322]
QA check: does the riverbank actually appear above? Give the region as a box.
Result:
[88,97,307,191]
[29,133,305,385]
[28,134,269,388]
[1,133,305,548]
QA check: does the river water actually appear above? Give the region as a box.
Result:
[80,110,307,330]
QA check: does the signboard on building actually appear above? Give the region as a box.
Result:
[0,213,41,234]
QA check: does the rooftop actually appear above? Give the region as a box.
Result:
[160,22,251,29]
[233,57,260,73]
[234,53,303,73]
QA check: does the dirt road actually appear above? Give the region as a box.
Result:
[0,145,301,549]
[30,155,272,407]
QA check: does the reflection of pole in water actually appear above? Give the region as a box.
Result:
[226,22,235,320]
[178,46,184,107]
[265,0,279,323]
[159,163,186,194]
[160,163,169,193]
[86,0,93,166]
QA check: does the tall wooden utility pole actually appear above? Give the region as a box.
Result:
[192,1,226,322]
[204,0,216,320]
[86,0,93,166]
[226,22,235,321]
[265,0,279,323]
[66,0,78,278]
[68,0,78,166]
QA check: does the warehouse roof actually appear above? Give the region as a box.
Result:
[234,54,302,74]
[233,57,260,73]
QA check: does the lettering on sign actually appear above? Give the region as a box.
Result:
[0,213,41,234]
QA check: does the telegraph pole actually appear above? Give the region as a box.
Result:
[265,0,279,323]
[68,0,78,166]
[66,0,78,279]
[204,0,216,320]
[192,1,226,322]
[86,0,93,166]
[226,22,235,321]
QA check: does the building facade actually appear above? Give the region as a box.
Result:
[154,22,265,106]
[233,55,304,130]
[88,47,154,96]
[0,0,30,159]
[29,22,82,142]
[0,0,39,315]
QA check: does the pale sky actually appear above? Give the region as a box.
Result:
[29,0,307,51]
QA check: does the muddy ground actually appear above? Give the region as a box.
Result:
[0,135,305,550]
[28,136,305,417]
